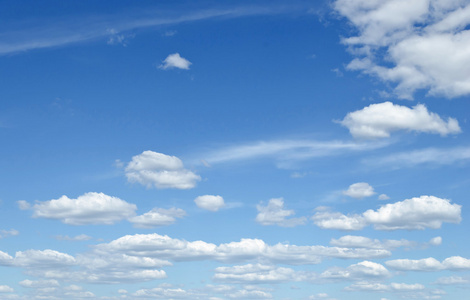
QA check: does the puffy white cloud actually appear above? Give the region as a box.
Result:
[386,256,470,271]
[0,285,14,293]
[363,195,461,230]
[344,281,424,292]
[126,151,200,189]
[213,263,311,283]
[390,283,425,291]
[14,249,76,268]
[343,182,375,199]
[159,53,192,70]
[94,233,390,265]
[311,211,367,231]
[21,192,136,225]
[378,194,390,200]
[194,195,226,212]
[19,279,60,288]
[256,198,307,227]
[429,236,442,246]
[321,261,389,280]
[314,196,461,231]
[129,207,186,228]
[133,286,198,298]
[335,0,470,99]
[340,102,461,139]
[329,235,420,250]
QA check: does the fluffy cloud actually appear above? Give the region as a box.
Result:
[94,233,390,265]
[386,256,470,271]
[321,261,389,280]
[19,192,137,225]
[340,102,461,139]
[0,285,14,293]
[343,182,375,199]
[194,195,226,212]
[335,0,470,99]
[311,211,367,231]
[256,198,307,227]
[159,53,192,70]
[313,196,461,231]
[213,263,312,283]
[345,281,424,292]
[126,151,201,189]
[363,195,461,230]
[433,276,470,285]
[129,207,186,228]
[329,235,441,250]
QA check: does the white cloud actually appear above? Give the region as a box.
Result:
[363,195,461,230]
[0,285,14,293]
[344,281,424,292]
[194,195,226,212]
[433,276,470,285]
[343,182,375,199]
[321,261,389,280]
[213,263,311,283]
[129,207,186,228]
[19,279,60,288]
[334,0,470,99]
[55,234,92,241]
[330,235,421,250]
[386,256,470,271]
[21,192,136,225]
[0,229,19,239]
[366,146,470,168]
[311,211,367,231]
[340,102,461,139]
[256,198,307,227]
[378,194,390,200]
[126,150,201,189]
[429,236,442,246]
[314,196,461,231]
[94,233,390,265]
[159,53,192,70]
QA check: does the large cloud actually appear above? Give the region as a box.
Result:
[255,198,307,227]
[19,192,137,225]
[312,195,461,231]
[125,151,201,189]
[340,102,461,139]
[335,0,470,99]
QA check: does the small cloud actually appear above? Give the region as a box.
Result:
[0,229,19,239]
[55,234,92,241]
[106,28,134,46]
[378,194,390,200]
[195,195,225,212]
[343,182,375,199]
[114,159,124,168]
[331,68,344,77]
[256,198,306,227]
[429,236,442,246]
[163,30,177,37]
[129,207,186,228]
[159,53,192,70]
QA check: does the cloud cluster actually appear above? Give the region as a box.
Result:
[312,195,461,230]
[126,151,201,189]
[335,0,470,99]
[255,198,307,227]
[340,102,461,139]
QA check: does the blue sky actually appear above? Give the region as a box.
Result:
[1,0,470,299]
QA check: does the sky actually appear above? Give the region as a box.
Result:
[0,0,470,299]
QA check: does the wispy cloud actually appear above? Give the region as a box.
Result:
[200,138,389,166]
[0,5,302,56]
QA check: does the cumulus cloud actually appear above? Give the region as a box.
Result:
[334,0,470,99]
[340,102,461,139]
[194,195,226,212]
[255,198,307,227]
[433,276,470,285]
[313,196,461,231]
[94,233,390,265]
[0,285,14,293]
[378,194,390,200]
[126,151,201,189]
[311,211,367,231]
[321,261,389,280]
[19,192,137,225]
[129,207,186,228]
[159,53,192,70]
[386,256,470,271]
[363,195,461,230]
[344,281,424,292]
[329,235,441,250]
[343,182,375,199]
